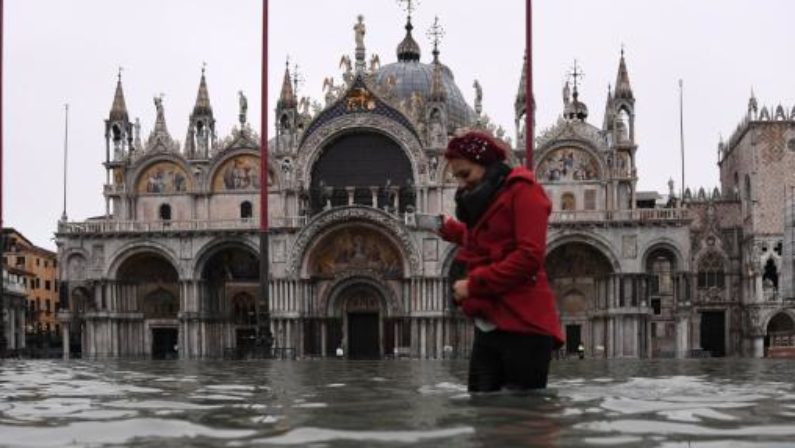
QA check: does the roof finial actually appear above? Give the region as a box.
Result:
[117,66,123,82]
[426,15,445,63]
[397,0,419,18]
[201,61,207,76]
[566,59,585,98]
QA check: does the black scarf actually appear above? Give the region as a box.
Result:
[454,162,512,229]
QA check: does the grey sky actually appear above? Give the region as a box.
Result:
[4,0,794,250]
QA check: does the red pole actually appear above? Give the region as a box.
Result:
[525,0,533,168]
[0,0,6,356]
[258,0,273,356]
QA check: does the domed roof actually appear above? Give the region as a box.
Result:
[375,61,475,132]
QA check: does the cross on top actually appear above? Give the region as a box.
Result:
[567,60,585,91]
[426,16,445,51]
[292,63,305,93]
[397,0,420,17]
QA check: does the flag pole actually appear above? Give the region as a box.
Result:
[257,0,273,358]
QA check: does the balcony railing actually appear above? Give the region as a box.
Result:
[58,216,308,235]
[550,208,689,224]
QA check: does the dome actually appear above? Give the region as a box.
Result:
[375,61,475,132]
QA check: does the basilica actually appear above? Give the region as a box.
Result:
[55,12,795,360]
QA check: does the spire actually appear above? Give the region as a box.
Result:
[192,64,212,116]
[515,54,527,116]
[602,84,615,130]
[614,47,634,100]
[427,16,446,102]
[278,59,297,109]
[109,68,129,121]
[397,16,421,62]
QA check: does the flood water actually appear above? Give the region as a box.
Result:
[1,358,794,447]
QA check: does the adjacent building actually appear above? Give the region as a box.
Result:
[2,228,60,349]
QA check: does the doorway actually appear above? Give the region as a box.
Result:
[700,311,725,357]
[151,328,178,360]
[566,324,582,355]
[348,313,380,359]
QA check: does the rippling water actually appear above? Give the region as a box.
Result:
[1,359,794,447]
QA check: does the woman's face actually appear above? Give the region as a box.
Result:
[449,158,485,191]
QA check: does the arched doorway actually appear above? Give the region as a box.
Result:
[765,312,795,356]
[201,246,259,356]
[645,247,679,355]
[69,287,94,358]
[546,242,613,357]
[338,284,385,359]
[117,252,180,359]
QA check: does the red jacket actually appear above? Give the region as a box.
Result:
[440,167,564,347]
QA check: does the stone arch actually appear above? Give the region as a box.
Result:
[641,239,686,272]
[322,272,400,318]
[765,311,795,334]
[107,241,182,280]
[193,237,259,280]
[287,206,420,278]
[70,286,95,314]
[547,232,621,272]
[295,114,425,187]
[64,251,89,282]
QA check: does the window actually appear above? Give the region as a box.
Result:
[651,298,661,315]
[240,201,253,219]
[584,190,597,210]
[45,280,51,291]
[44,260,49,268]
[697,252,725,289]
[54,281,58,292]
[45,300,51,313]
[16,256,25,266]
[561,192,576,211]
[36,258,40,266]
[159,204,172,221]
[53,260,57,268]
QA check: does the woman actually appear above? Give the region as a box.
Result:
[439,131,564,392]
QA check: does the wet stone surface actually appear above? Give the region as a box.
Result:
[1,359,794,447]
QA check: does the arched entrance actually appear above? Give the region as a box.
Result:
[765,312,795,356]
[200,246,259,356]
[546,242,613,357]
[68,286,94,358]
[337,284,385,359]
[117,252,180,359]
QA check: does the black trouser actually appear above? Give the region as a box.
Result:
[468,328,553,392]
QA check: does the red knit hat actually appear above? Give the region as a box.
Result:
[444,130,507,165]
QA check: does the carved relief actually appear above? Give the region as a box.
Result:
[622,235,637,259]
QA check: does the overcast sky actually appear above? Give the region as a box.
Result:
[4,0,794,250]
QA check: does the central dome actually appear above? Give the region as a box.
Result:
[373,17,475,133]
[375,62,475,132]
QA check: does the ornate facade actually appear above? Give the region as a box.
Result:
[55,13,795,359]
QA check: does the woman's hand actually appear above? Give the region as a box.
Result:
[452,279,469,303]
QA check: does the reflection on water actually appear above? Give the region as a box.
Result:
[0,359,794,447]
